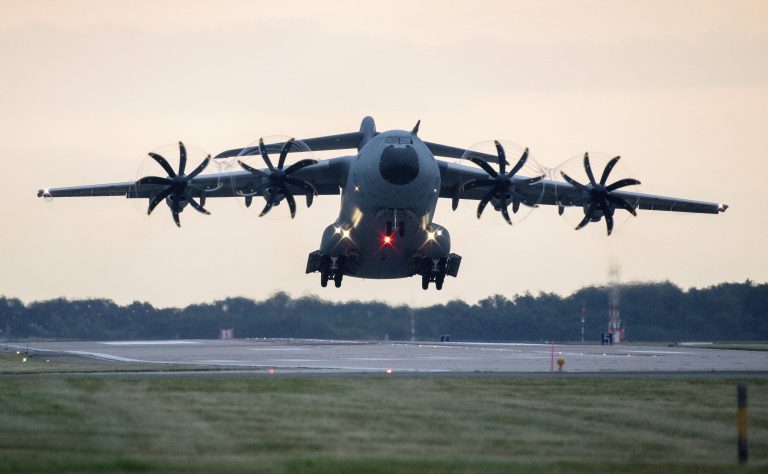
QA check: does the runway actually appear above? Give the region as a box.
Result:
[9,339,768,373]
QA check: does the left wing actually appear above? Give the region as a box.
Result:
[438,159,727,220]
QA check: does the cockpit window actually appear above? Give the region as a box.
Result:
[384,136,412,145]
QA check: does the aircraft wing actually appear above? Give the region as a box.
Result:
[38,157,353,200]
[215,131,500,163]
[437,160,727,215]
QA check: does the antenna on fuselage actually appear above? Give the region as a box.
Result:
[411,120,421,136]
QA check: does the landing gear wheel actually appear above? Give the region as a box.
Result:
[385,221,393,236]
[333,256,346,288]
[319,256,330,288]
[398,221,406,237]
[435,274,444,290]
[421,274,429,290]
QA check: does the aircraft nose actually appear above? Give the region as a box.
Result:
[379,145,419,185]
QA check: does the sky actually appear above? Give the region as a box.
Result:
[0,0,766,308]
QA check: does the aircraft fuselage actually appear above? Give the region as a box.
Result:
[313,130,455,282]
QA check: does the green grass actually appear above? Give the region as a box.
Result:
[1,374,767,473]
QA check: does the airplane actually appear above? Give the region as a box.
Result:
[37,116,728,290]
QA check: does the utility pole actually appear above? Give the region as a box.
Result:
[608,264,623,343]
[409,308,416,341]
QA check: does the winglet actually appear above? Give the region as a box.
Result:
[411,120,421,136]
[718,204,729,213]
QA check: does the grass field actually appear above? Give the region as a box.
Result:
[1,359,767,474]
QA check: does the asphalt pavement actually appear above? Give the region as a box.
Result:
[7,339,768,374]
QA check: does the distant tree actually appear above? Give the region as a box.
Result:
[1,280,766,342]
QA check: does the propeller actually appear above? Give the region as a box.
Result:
[452,141,544,224]
[237,137,318,218]
[560,153,640,235]
[135,141,211,227]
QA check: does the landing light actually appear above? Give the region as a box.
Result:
[341,228,351,239]
[426,229,442,241]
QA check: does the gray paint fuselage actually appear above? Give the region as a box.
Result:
[319,130,451,279]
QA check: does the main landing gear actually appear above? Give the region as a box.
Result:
[307,251,355,288]
[420,257,447,290]
[319,254,347,288]
[412,254,462,291]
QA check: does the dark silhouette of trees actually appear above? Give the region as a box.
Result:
[1,281,765,342]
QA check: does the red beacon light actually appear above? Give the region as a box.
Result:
[383,234,393,245]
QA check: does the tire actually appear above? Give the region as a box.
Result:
[421,274,429,290]
[319,256,330,288]
[334,273,343,288]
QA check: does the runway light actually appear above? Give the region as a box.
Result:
[268,368,275,375]
[16,350,20,355]
[385,368,392,375]
[22,357,27,363]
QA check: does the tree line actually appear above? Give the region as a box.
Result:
[1,280,766,342]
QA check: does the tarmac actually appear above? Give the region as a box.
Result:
[7,339,768,374]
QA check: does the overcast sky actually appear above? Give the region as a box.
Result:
[1,0,766,308]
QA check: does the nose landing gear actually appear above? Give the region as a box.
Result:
[385,220,406,238]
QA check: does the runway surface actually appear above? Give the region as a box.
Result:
[10,339,768,373]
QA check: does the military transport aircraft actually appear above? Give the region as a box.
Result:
[37,116,727,290]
